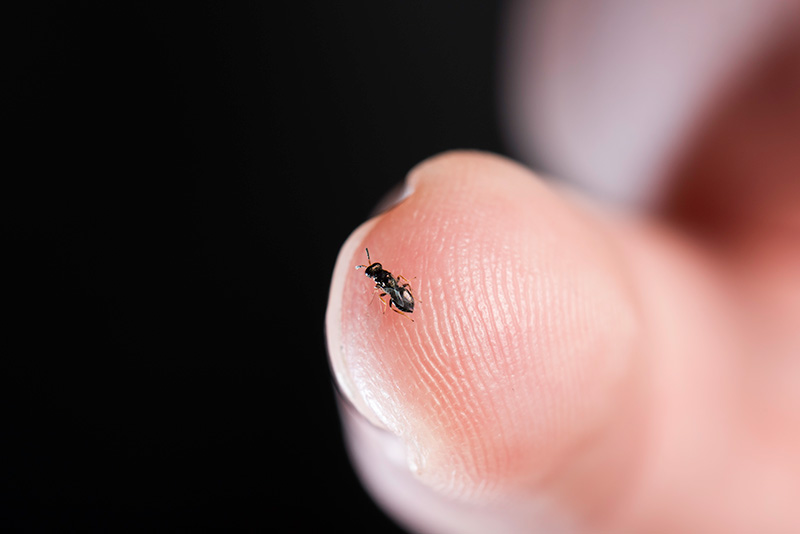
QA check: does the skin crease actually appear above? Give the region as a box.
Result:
[326,9,800,534]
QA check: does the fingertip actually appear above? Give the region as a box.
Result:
[328,150,641,504]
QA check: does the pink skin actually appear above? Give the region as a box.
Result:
[327,3,800,533]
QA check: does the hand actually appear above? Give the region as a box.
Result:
[327,4,800,532]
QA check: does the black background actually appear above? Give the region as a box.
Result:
[5,2,506,530]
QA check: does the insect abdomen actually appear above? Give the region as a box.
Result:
[391,287,414,312]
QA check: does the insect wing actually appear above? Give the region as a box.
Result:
[394,286,414,312]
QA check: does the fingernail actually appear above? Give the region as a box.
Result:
[326,217,386,429]
[326,175,418,430]
[371,181,413,217]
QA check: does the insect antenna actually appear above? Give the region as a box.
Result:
[355,248,371,270]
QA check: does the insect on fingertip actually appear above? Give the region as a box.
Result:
[356,248,416,321]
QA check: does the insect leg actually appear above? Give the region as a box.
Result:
[377,292,390,313]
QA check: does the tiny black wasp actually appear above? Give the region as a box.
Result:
[355,248,415,321]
